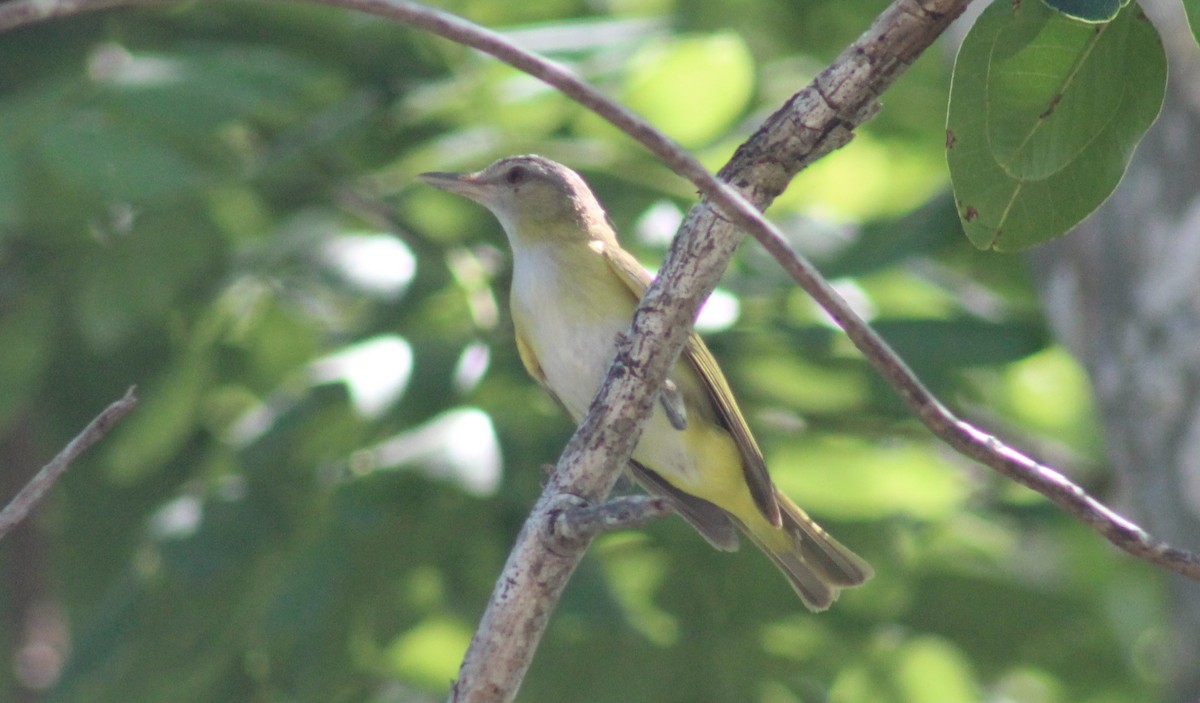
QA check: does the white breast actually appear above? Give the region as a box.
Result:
[510,244,630,420]
[509,243,706,483]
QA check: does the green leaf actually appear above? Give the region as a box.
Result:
[985,11,1124,180]
[1042,0,1127,23]
[384,617,472,688]
[819,190,961,278]
[73,209,221,349]
[946,1,1165,251]
[893,637,979,703]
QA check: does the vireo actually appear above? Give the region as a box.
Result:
[419,155,871,610]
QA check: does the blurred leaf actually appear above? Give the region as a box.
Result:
[38,112,206,202]
[0,140,19,227]
[736,347,870,414]
[947,1,1165,251]
[73,209,222,349]
[872,318,1049,371]
[902,570,1141,697]
[894,636,978,703]
[594,537,677,645]
[818,190,962,279]
[780,132,946,221]
[385,616,472,688]
[98,43,341,137]
[1002,346,1097,443]
[621,33,755,147]
[102,358,212,482]
[0,294,51,425]
[771,435,968,520]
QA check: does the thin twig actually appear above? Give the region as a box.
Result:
[0,387,139,540]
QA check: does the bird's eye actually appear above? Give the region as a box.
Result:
[504,165,527,185]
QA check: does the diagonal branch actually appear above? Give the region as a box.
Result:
[0,387,139,540]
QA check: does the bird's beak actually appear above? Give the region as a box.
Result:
[418,170,492,206]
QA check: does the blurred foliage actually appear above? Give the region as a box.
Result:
[0,1,1166,702]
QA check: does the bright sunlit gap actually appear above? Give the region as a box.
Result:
[309,335,414,418]
[453,342,491,394]
[502,16,666,53]
[634,199,683,248]
[365,408,502,496]
[146,475,246,541]
[88,42,182,85]
[148,494,203,540]
[696,288,740,332]
[812,278,877,329]
[321,232,416,299]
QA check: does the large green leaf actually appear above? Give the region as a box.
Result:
[946,1,1165,251]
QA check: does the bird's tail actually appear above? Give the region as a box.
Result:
[743,490,873,612]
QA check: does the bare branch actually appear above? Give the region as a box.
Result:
[0,387,139,540]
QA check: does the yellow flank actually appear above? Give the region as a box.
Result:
[418,155,872,611]
[649,409,743,500]
[632,367,790,553]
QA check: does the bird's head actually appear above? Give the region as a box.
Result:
[419,155,613,246]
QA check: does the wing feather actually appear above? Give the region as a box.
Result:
[629,462,739,551]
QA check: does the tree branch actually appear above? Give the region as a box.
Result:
[0,387,139,540]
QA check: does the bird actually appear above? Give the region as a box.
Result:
[419,155,872,610]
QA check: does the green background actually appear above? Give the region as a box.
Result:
[0,1,1165,701]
